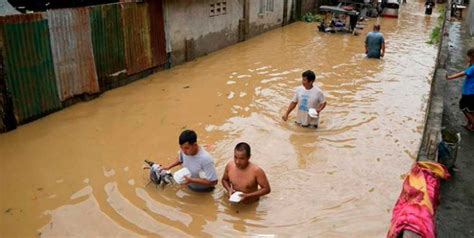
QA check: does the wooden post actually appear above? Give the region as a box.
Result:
[283,0,289,26]
[238,19,246,42]
[295,0,302,20]
[242,0,250,40]
[185,38,194,62]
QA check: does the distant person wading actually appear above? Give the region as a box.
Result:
[365,24,385,59]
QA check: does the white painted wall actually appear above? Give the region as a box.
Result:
[248,0,286,36]
[164,0,243,63]
[163,0,295,64]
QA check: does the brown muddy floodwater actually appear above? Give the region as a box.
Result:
[1,2,440,237]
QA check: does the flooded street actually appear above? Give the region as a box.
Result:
[0,1,440,237]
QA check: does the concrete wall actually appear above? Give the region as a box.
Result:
[247,0,289,37]
[164,0,243,64]
[469,2,473,36]
[164,0,294,65]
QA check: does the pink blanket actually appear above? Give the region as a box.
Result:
[387,162,450,238]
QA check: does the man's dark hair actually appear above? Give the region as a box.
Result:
[467,48,474,59]
[373,24,381,31]
[302,70,316,82]
[179,130,197,145]
[235,142,251,157]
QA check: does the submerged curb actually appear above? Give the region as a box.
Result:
[392,3,452,238]
[418,4,450,163]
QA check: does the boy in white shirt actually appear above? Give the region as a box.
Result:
[282,70,327,128]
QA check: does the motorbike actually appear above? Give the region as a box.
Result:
[144,160,175,187]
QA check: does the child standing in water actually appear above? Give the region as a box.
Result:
[447,47,474,131]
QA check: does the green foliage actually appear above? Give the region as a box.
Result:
[438,5,446,15]
[427,6,446,45]
[300,12,323,22]
[428,25,441,44]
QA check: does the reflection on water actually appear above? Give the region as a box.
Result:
[0,1,439,237]
[39,195,142,238]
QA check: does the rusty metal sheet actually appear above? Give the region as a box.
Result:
[0,16,61,124]
[89,3,126,86]
[121,2,153,75]
[0,13,45,24]
[147,0,167,67]
[48,8,99,101]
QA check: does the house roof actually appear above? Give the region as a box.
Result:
[0,0,20,16]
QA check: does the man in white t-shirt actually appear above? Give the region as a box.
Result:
[163,130,218,192]
[282,70,327,128]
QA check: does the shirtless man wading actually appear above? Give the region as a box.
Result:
[222,142,271,204]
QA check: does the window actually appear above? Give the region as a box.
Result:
[210,3,215,16]
[210,1,227,17]
[259,0,265,14]
[266,0,274,12]
[259,0,273,15]
[222,2,227,14]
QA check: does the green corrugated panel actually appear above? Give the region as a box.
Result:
[0,39,5,132]
[89,4,126,84]
[2,19,61,124]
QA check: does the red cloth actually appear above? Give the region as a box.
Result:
[342,6,354,11]
[387,162,450,238]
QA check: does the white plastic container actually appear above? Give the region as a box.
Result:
[308,108,319,118]
[173,167,191,184]
[229,191,244,203]
[198,170,207,179]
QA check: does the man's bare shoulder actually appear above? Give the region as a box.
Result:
[250,163,265,174]
[225,161,236,170]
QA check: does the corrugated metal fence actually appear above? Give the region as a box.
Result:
[0,2,168,132]
[148,0,167,67]
[89,4,126,89]
[0,31,5,132]
[0,14,62,124]
[122,3,153,75]
[48,7,100,101]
